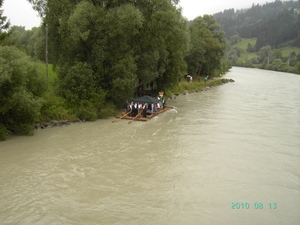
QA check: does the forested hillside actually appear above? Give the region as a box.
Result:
[213,0,300,73]
[214,0,300,49]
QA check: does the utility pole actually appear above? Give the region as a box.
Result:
[45,24,48,87]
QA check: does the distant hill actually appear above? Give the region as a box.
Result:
[213,0,300,50]
[231,38,300,63]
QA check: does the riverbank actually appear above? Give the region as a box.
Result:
[165,78,235,100]
[34,78,235,128]
[34,118,84,130]
[0,77,234,141]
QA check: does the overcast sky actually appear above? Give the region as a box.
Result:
[3,0,41,30]
[180,0,270,20]
[3,0,272,30]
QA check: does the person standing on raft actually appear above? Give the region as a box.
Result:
[123,100,129,113]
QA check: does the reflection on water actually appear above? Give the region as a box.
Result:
[0,67,299,225]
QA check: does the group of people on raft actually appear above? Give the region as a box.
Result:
[123,97,166,118]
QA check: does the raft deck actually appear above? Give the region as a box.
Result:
[116,106,173,122]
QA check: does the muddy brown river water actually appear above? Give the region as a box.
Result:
[0,67,299,225]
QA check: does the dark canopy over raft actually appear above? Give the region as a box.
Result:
[132,95,160,104]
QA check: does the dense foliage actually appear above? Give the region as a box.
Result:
[0,0,10,45]
[185,15,227,76]
[43,0,190,108]
[214,0,300,49]
[0,46,46,139]
[214,0,300,74]
[26,0,229,116]
[1,0,230,140]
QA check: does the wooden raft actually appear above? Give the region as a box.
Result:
[115,106,173,122]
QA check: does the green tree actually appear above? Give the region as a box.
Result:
[147,1,189,90]
[246,43,255,53]
[0,46,46,140]
[232,46,243,57]
[101,3,143,102]
[271,49,282,62]
[227,49,238,64]
[32,0,187,108]
[289,58,297,67]
[185,21,205,76]
[271,58,283,70]
[27,0,47,17]
[6,26,42,59]
[59,62,106,120]
[0,0,10,44]
[229,34,241,46]
[258,45,271,63]
[185,15,227,77]
[6,26,26,46]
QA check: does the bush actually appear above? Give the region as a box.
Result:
[39,90,72,121]
[77,100,98,121]
[0,123,10,141]
[0,46,45,137]
[13,124,34,136]
[99,103,118,119]
[59,62,106,108]
[251,57,259,64]
[1,88,43,135]
[164,89,173,97]
[169,84,185,95]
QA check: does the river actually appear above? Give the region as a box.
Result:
[0,67,299,225]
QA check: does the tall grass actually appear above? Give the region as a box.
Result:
[38,63,58,84]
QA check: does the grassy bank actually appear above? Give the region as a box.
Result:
[164,77,232,97]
